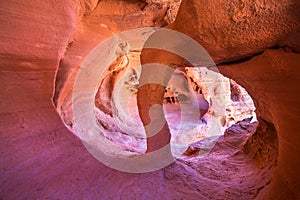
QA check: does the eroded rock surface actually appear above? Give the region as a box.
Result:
[171,0,300,63]
[0,0,299,199]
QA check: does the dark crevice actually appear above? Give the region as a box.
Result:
[217,46,300,66]
[94,0,102,11]
[139,1,148,11]
[283,46,300,54]
[52,39,75,107]
[217,50,265,66]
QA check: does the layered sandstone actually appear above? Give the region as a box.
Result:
[0,0,299,199]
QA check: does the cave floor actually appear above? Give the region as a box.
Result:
[124,98,271,199]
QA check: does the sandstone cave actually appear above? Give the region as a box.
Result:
[1,0,300,199]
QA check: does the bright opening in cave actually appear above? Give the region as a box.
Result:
[91,49,257,158]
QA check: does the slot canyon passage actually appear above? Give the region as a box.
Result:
[1,0,300,199]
